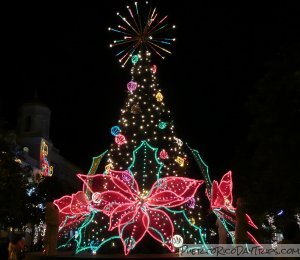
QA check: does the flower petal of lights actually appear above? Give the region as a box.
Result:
[209,171,260,245]
[211,171,233,209]
[108,2,176,66]
[147,207,174,251]
[79,170,203,255]
[54,191,90,228]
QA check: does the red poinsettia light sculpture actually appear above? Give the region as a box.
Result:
[77,169,203,255]
[210,171,259,244]
[54,191,90,229]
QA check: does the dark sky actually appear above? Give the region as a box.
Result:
[2,2,300,175]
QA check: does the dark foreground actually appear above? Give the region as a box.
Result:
[25,252,179,259]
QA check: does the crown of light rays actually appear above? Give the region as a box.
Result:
[108,1,176,67]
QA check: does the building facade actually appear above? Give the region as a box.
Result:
[16,99,81,190]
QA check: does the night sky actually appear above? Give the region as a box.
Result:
[2,2,300,177]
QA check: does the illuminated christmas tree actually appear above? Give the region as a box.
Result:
[53,2,260,255]
[107,51,190,193]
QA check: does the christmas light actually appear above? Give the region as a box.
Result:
[115,134,127,146]
[151,65,157,74]
[109,2,175,66]
[131,55,139,64]
[158,121,167,129]
[186,197,196,209]
[209,172,260,245]
[159,149,169,160]
[105,163,114,172]
[156,92,164,102]
[40,139,53,177]
[171,235,183,248]
[78,170,203,255]
[127,81,138,93]
[175,156,185,167]
[111,126,121,137]
[174,137,183,146]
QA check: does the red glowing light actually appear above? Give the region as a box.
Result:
[159,149,169,159]
[115,134,127,146]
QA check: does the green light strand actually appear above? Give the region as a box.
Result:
[162,207,209,250]
[85,150,108,198]
[186,143,212,192]
[74,211,96,254]
[128,140,164,180]
[88,150,108,175]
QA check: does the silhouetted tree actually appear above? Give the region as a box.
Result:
[233,43,300,215]
[0,120,33,228]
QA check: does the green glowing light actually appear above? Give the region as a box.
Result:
[131,55,139,64]
[158,121,167,129]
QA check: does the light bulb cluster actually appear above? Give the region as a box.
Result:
[40,139,53,177]
[107,51,189,178]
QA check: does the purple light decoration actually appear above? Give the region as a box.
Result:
[122,171,132,182]
[127,81,137,93]
[186,197,196,209]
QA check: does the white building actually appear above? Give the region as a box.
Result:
[16,99,81,189]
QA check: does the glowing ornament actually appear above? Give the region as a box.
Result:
[159,149,169,160]
[105,163,113,172]
[111,126,121,136]
[171,235,183,248]
[92,192,102,203]
[156,92,163,102]
[158,121,167,129]
[115,134,127,146]
[127,81,137,93]
[131,55,139,64]
[174,137,183,146]
[211,171,233,210]
[122,171,132,182]
[151,64,157,74]
[186,197,196,209]
[175,156,185,167]
[49,166,54,176]
[40,140,53,177]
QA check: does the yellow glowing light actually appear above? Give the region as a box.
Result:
[190,217,196,225]
[49,166,54,176]
[14,158,22,164]
[156,92,164,102]
[175,156,185,167]
[105,163,113,172]
[41,141,48,156]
